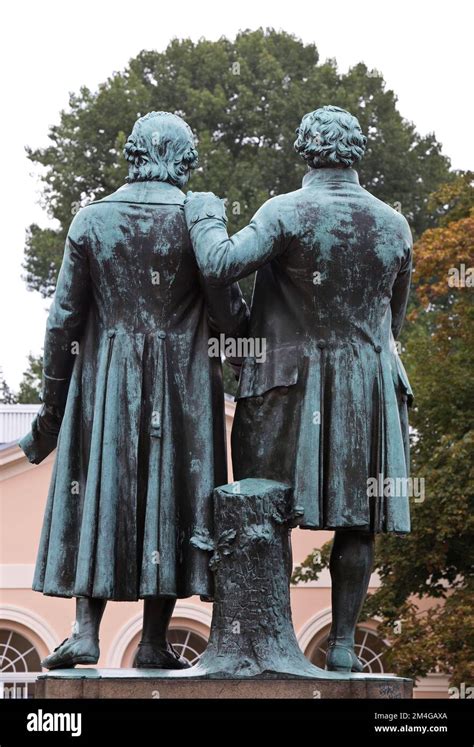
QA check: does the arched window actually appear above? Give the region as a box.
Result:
[0,629,42,699]
[0,629,41,673]
[305,624,389,673]
[123,624,209,668]
[167,628,208,665]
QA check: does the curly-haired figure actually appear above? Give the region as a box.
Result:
[20,112,248,669]
[184,105,413,673]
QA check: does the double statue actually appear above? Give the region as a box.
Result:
[20,105,413,676]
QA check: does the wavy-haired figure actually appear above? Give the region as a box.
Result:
[185,105,413,673]
[20,111,248,669]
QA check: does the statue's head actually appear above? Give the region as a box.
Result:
[294,105,367,169]
[124,111,198,186]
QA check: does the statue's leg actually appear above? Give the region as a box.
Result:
[326,529,375,672]
[133,598,190,669]
[140,598,175,645]
[75,597,107,640]
[41,597,106,670]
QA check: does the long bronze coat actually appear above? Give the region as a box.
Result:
[185,167,413,534]
[23,180,248,601]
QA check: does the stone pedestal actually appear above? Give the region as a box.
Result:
[36,669,413,699]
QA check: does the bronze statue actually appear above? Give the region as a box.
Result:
[184,105,413,673]
[21,104,413,681]
[20,111,248,670]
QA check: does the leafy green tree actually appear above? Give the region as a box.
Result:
[293,176,474,686]
[0,369,17,404]
[17,354,43,404]
[24,28,451,301]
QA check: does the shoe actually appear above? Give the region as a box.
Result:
[326,642,364,673]
[133,641,191,669]
[41,636,99,670]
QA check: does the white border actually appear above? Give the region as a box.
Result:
[0,604,58,652]
[296,607,332,652]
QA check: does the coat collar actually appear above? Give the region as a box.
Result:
[95,180,186,206]
[302,167,360,188]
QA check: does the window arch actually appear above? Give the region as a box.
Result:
[167,628,208,664]
[109,602,212,668]
[0,605,57,658]
[0,629,42,673]
[126,627,208,667]
[0,607,58,699]
[304,623,389,673]
[121,623,209,668]
[0,627,43,699]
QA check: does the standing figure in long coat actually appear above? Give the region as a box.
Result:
[184,106,413,673]
[20,111,248,669]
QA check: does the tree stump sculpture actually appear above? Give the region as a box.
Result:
[190,478,326,678]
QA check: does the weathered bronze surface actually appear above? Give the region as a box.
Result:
[190,478,324,677]
[185,105,413,673]
[22,106,413,683]
[20,112,249,668]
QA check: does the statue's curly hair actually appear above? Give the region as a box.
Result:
[294,105,367,168]
[124,111,198,186]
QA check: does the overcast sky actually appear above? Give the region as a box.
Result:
[1,0,472,388]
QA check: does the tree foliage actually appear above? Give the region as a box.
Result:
[0,355,43,405]
[23,29,451,299]
[0,369,17,404]
[17,354,43,404]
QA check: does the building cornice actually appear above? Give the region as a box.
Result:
[0,445,54,480]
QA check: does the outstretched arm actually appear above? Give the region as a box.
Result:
[184,192,290,286]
